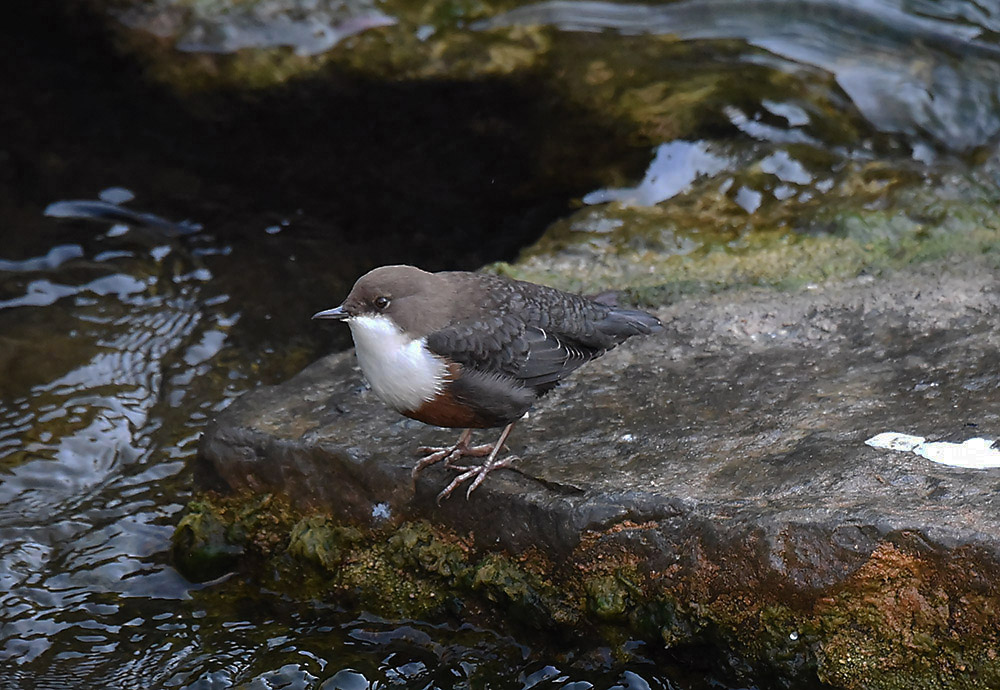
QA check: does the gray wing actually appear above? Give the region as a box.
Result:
[426,276,661,394]
[515,306,662,390]
[426,319,601,394]
[513,325,604,391]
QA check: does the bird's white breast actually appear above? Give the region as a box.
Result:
[347,314,447,412]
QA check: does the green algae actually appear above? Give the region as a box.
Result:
[287,515,363,570]
[106,0,549,92]
[173,493,1000,689]
[485,171,1000,304]
[585,574,629,621]
[545,33,861,146]
[172,493,298,581]
[172,494,583,623]
[472,552,579,627]
[337,521,472,618]
[811,544,1000,690]
[637,543,1000,690]
[172,499,250,580]
[584,570,643,623]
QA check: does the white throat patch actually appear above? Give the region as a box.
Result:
[347,314,447,412]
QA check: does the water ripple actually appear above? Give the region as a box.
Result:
[0,234,243,675]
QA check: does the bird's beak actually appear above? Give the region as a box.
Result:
[312,305,349,320]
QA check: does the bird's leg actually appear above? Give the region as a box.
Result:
[436,422,519,503]
[412,429,494,479]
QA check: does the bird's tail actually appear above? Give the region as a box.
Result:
[601,308,663,338]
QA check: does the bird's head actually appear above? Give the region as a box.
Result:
[312,265,455,338]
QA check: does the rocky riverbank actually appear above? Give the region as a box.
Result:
[180,255,1000,690]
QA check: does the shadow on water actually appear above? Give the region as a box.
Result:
[0,2,705,689]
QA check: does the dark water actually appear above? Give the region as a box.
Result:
[2,0,999,688]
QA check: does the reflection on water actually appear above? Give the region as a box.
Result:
[117,0,397,57]
[44,197,202,237]
[478,0,1000,152]
[0,220,240,673]
[583,141,729,206]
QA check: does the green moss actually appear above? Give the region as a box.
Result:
[385,520,471,580]
[485,185,1000,306]
[585,574,628,620]
[638,594,702,649]
[584,570,643,622]
[811,544,1000,690]
[472,553,555,625]
[172,493,299,581]
[338,547,455,618]
[108,0,550,91]
[287,516,362,570]
[286,518,471,617]
[173,494,1000,688]
[172,499,249,581]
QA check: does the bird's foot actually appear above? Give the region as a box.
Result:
[414,442,494,465]
[436,454,519,503]
[415,422,520,502]
[412,430,494,480]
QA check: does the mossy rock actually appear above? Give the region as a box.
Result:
[172,499,248,581]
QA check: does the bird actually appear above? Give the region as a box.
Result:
[313,265,662,501]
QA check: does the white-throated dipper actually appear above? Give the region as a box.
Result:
[313,265,662,501]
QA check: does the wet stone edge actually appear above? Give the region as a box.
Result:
[173,487,1000,690]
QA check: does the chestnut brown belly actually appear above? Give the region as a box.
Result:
[402,388,499,429]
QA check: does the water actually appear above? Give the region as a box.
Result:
[478,0,1000,153]
[2,0,1000,687]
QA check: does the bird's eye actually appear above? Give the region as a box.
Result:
[374,296,390,310]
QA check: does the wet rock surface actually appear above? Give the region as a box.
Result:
[198,256,1000,687]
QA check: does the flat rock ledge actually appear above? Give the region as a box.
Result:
[184,258,1000,690]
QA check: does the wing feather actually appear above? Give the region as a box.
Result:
[424,275,661,395]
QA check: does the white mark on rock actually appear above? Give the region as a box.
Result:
[371,502,391,521]
[865,432,925,453]
[865,432,1000,469]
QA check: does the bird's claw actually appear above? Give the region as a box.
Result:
[415,443,494,459]
[414,422,519,501]
[435,455,518,503]
[411,447,456,478]
[412,436,497,480]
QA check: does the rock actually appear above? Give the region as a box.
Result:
[172,499,248,581]
[192,256,1000,689]
[104,0,553,90]
[488,163,1000,300]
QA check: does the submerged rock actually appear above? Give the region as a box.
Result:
[191,256,1000,689]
